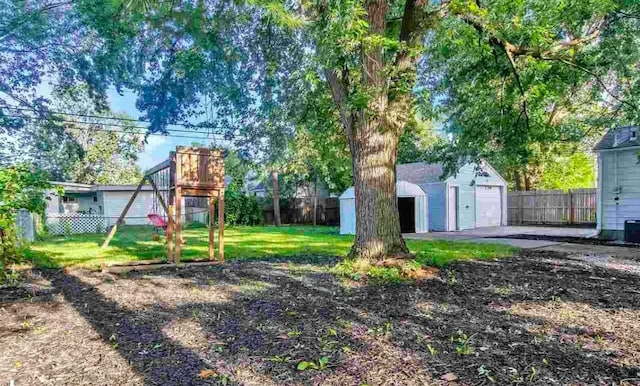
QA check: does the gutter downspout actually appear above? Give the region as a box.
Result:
[596,152,602,236]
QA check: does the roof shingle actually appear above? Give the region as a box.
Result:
[396,162,444,184]
[594,126,639,150]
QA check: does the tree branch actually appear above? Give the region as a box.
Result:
[497,38,529,131]
[325,69,353,138]
[544,57,638,111]
[455,12,604,60]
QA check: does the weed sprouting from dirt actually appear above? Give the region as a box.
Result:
[297,356,330,371]
[451,331,474,356]
[477,365,495,383]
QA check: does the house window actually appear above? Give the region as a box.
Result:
[93,196,98,202]
[62,196,77,203]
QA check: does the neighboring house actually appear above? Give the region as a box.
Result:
[46,182,155,226]
[340,181,428,235]
[247,182,267,198]
[399,161,508,231]
[295,182,331,199]
[594,126,640,241]
[245,178,331,199]
[243,170,267,197]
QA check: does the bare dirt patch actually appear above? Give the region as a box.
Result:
[1,251,639,385]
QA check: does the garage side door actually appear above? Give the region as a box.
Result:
[475,186,501,227]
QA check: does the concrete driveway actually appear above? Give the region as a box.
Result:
[406,226,640,274]
[405,226,598,248]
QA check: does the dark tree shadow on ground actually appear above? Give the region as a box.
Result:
[6,250,640,385]
[49,272,219,385]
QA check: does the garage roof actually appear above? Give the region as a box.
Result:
[594,126,639,150]
[396,162,445,184]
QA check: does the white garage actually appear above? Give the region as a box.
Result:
[339,181,428,235]
[397,161,508,231]
[475,185,503,228]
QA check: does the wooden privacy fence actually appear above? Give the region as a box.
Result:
[263,197,340,225]
[508,189,597,225]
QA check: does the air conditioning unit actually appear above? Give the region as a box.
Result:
[624,220,640,243]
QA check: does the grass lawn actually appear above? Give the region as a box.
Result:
[26,225,516,269]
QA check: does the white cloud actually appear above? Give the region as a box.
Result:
[137,136,170,171]
[145,135,169,152]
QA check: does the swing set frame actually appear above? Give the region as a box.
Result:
[102,146,225,266]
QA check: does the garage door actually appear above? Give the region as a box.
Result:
[476,186,502,227]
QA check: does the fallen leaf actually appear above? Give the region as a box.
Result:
[199,369,217,379]
[440,372,458,382]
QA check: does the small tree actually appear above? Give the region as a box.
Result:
[0,164,51,276]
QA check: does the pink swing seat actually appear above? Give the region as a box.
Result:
[148,214,168,232]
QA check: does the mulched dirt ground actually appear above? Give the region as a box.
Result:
[1,251,640,385]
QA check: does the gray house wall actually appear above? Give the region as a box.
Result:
[598,147,640,239]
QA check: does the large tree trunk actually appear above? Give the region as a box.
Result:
[271,171,281,226]
[324,0,415,261]
[350,0,410,260]
[349,119,409,260]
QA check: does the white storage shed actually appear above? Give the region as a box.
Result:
[339,180,428,235]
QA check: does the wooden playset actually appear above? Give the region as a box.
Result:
[101,146,225,270]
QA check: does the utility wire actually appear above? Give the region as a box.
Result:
[5,115,228,141]
[4,106,229,131]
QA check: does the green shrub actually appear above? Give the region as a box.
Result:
[224,187,263,226]
[0,164,51,281]
[0,220,26,284]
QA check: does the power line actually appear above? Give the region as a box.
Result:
[63,126,222,141]
[3,106,231,131]
[5,115,228,141]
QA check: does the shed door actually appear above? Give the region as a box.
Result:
[398,197,416,233]
[476,185,501,227]
[448,187,458,231]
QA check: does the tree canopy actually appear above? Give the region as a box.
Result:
[420,0,640,179]
[2,0,639,259]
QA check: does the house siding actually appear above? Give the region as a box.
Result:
[45,189,61,214]
[600,148,640,236]
[421,182,446,231]
[78,194,100,214]
[103,191,154,226]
